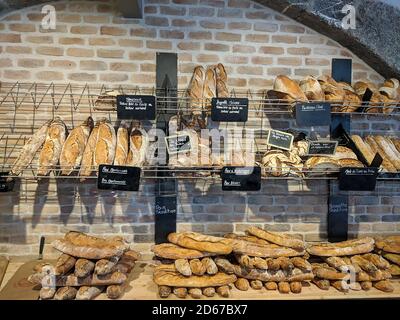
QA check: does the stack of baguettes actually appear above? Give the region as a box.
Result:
[28,232,140,300]
[9,117,151,178]
[375,236,400,277]
[307,238,395,293]
[187,63,229,114]
[151,228,314,298]
[351,135,400,172]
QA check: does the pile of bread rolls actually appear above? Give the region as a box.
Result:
[10,117,153,178]
[28,232,140,300]
[352,135,400,172]
[308,237,395,293]
[266,75,399,114]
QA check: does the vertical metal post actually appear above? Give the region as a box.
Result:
[155,53,178,244]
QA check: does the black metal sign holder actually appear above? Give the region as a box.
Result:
[154,52,178,244]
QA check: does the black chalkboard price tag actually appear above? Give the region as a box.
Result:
[165,133,192,155]
[267,130,294,151]
[155,195,177,244]
[295,102,331,127]
[221,166,261,191]
[339,167,378,191]
[117,95,156,120]
[307,140,338,156]
[97,165,141,191]
[328,195,348,242]
[211,98,249,122]
[0,173,14,192]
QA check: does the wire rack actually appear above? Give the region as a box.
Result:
[1,81,400,182]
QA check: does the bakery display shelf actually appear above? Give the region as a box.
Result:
[2,163,400,181]
[1,82,399,131]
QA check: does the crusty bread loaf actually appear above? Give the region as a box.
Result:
[94,120,116,166]
[37,117,67,176]
[202,66,217,110]
[372,136,400,170]
[365,136,397,172]
[76,286,103,300]
[168,232,233,255]
[52,231,128,259]
[375,235,400,254]
[151,243,216,260]
[79,119,102,179]
[268,75,308,102]
[341,90,361,112]
[55,254,76,275]
[60,117,93,175]
[214,63,229,98]
[188,66,205,111]
[330,146,358,160]
[153,264,237,288]
[11,120,51,176]
[113,122,129,166]
[54,287,77,300]
[127,127,148,167]
[75,258,95,277]
[307,237,375,257]
[337,158,364,168]
[299,76,325,101]
[351,135,376,165]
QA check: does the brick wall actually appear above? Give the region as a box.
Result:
[0,0,398,258]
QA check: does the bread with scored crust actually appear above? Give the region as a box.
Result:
[268,75,308,102]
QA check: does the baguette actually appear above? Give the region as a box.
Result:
[389,264,400,276]
[152,243,216,260]
[360,281,372,291]
[55,254,76,276]
[154,264,237,288]
[225,233,271,246]
[202,66,217,110]
[188,66,205,111]
[291,257,312,272]
[52,231,128,260]
[113,122,129,166]
[276,257,294,274]
[278,282,290,294]
[42,271,127,287]
[331,280,348,293]
[250,280,263,290]
[390,137,400,154]
[246,226,305,250]
[253,257,269,270]
[94,120,116,166]
[232,265,314,282]
[373,136,400,170]
[375,236,400,254]
[175,259,192,277]
[382,253,400,266]
[189,288,202,299]
[307,237,374,257]
[323,256,349,272]
[201,257,218,275]
[312,265,347,280]
[365,136,397,172]
[95,257,120,276]
[232,239,305,258]
[37,117,67,176]
[60,117,93,175]
[127,127,148,167]
[350,255,378,274]
[351,135,376,165]
[290,281,302,294]
[202,287,216,297]
[356,271,371,282]
[235,278,249,291]
[214,63,229,98]
[349,282,362,291]
[189,259,206,276]
[79,119,102,179]
[373,280,394,292]
[75,259,95,278]
[76,286,103,300]
[214,257,236,274]
[158,286,172,298]
[173,287,188,299]
[216,285,230,298]
[267,259,281,272]
[10,120,51,176]
[312,278,330,290]
[265,282,278,290]
[54,287,77,300]
[362,253,390,270]
[168,232,233,255]
[40,287,56,300]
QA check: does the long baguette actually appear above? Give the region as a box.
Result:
[307,237,374,257]
[383,136,400,160]
[365,136,397,172]
[246,226,305,250]
[351,135,376,165]
[373,136,400,169]
[389,137,400,154]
